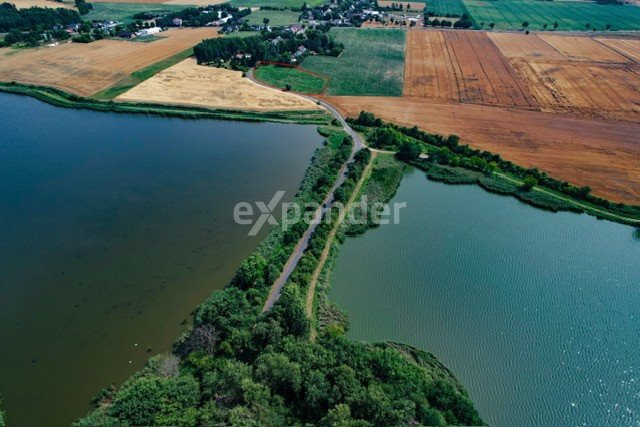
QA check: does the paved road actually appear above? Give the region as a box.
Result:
[252,70,366,312]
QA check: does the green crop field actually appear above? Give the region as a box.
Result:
[302,28,406,96]
[244,10,301,26]
[255,65,327,93]
[463,0,640,31]
[231,0,326,9]
[425,0,469,16]
[85,3,184,22]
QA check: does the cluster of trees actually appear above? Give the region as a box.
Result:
[194,28,342,67]
[379,2,416,11]
[74,0,92,15]
[424,12,473,28]
[351,111,640,216]
[0,2,80,32]
[425,17,456,27]
[77,129,483,427]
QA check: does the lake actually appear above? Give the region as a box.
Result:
[0,93,323,426]
[330,167,640,426]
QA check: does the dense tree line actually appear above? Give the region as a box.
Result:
[74,0,92,15]
[194,28,342,67]
[351,111,640,216]
[0,2,80,32]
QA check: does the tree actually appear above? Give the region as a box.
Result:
[553,21,558,30]
[479,21,485,29]
[585,22,591,30]
[605,23,612,31]
[521,175,538,191]
[263,17,270,26]
[521,21,529,30]
[542,23,548,30]
[284,83,292,91]
[489,22,495,30]
[396,141,421,162]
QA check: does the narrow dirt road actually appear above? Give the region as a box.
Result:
[307,152,378,341]
[253,69,366,312]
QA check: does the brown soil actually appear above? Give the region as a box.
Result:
[10,0,75,8]
[322,95,640,205]
[487,32,566,60]
[539,34,630,62]
[118,58,320,111]
[404,29,538,108]
[0,28,216,96]
[595,37,640,62]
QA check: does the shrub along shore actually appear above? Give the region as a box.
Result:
[350,112,640,227]
[0,82,331,125]
[76,127,483,426]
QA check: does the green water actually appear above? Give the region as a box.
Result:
[0,93,322,426]
[330,168,640,426]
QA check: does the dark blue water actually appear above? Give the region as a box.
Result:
[330,168,640,426]
[0,93,323,426]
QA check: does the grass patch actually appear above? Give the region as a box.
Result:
[243,9,301,26]
[254,64,327,94]
[224,30,260,38]
[463,0,640,31]
[91,48,194,100]
[231,0,325,8]
[317,125,348,148]
[425,0,468,16]
[302,28,406,96]
[85,2,184,23]
[0,82,331,124]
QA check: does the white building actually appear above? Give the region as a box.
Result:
[136,27,162,37]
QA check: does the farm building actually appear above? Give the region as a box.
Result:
[136,27,162,37]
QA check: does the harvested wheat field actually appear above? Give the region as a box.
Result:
[511,60,640,122]
[323,95,640,204]
[0,28,215,96]
[539,34,629,62]
[117,58,321,111]
[487,32,565,61]
[378,0,424,10]
[404,30,538,108]
[10,0,75,8]
[595,37,640,63]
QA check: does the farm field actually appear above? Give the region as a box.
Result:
[595,37,640,62]
[243,10,301,26]
[118,58,321,110]
[322,95,640,205]
[539,34,629,62]
[254,65,327,94]
[404,30,537,108]
[463,0,640,31]
[0,28,216,96]
[487,32,640,122]
[230,0,325,8]
[10,0,76,8]
[378,0,425,11]
[84,2,184,22]
[425,0,468,16]
[303,28,405,96]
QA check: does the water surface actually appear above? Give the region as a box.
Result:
[330,168,640,426]
[0,93,323,426]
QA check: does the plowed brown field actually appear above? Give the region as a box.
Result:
[539,34,629,62]
[511,60,640,122]
[595,37,640,62]
[322,95,640,205]
[0,28,216,96]
[404,29,538,108]
[487,32,565,60]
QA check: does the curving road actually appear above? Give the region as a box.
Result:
[253,69,366,312]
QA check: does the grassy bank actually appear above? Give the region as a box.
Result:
[0,82,331,125]
[350,112,640,227]
[91,49,195,100]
